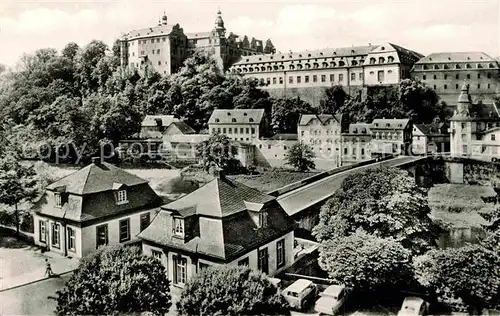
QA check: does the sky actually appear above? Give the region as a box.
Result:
[0,0,499,67]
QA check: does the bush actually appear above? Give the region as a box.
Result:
[56,245,171,316]
[177,265,290,315]
[20,212,34,233]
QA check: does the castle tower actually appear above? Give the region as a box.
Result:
[456,81,472,117]
[214,9,226,37]
[161,11,168,26]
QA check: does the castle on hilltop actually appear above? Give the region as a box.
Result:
[119,10,274,74]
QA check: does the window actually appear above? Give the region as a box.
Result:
[51,223,60,248]
[240,128,244,134]
[39,220,46,242]
[199,262,209,270]
[321,75,326,82]
[492,135,496,141]
[423,75,427,80]
[279,77,283,84]
[152,249,162,260]
[238,257,249,266]
[461,123,467,129]
[359,73,363,80]
[444,84,447,90]
[54,193,62,207]
[444,75,448,79]
[68,227,75,251]
[96,224,108,248]
[116,190,127,204]
[157,49,160,54]
[223,128,226,133]
[467,74,471,79]
[272,77,276,84]
[246,128,250,134]
[251,128,255,134]
[140,212,150,232]
[456,74,459,79]
[297,76,301,83]
[361,148,365,156]
[268,144,271,149]
[478,84,481,89]
[174,218,184,236]
[305,76,309,83]
[258,247,269,274]
[344,148,348,154]
[259,211,268,228]
[276,239,285,268]
[330,74,334,82]
[313,75,317,82]
[339,74,344,82]
[351,72,355,81]
[456,84,459,89]
[151,39,154,43]
[158,61,162,66]
[289,76,293,84]
[174,256,187,285]
[119,218,130,242]
[152,50,155,55]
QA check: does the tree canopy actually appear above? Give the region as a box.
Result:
[313,167,437,255]
[271,97,315,134]
[176,265,289,316]
[319,232,414,293]
[55,245,171,316]
[285,142,316,172]
[196,133,240,173]
[414,245,500,314]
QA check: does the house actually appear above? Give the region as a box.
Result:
[370,118,412,157]
[33,158,163,258]
[298,114,349,168]
[208,109,267,142]
[412,123,450,155]
[449,83,500,158]
[340,123,372,165]
[138,172,296,287]
[140,115,195,139]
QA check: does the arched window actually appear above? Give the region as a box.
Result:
[242,68,248,72]
[466,64,471,69]
[305,63,311,69]
[378,57,385,64]
[322,62,328,68]
[215,118,220,122]
[248,67,253,72]
[455,64,461,69]
[273,65,279,70]
[313,63,319,69]
[280,65,285,70]
[261,66,265,71]
[351,60,358,66]
[339,61,345,66]
[231,118,236,122]
[434,64,439,70]
[388,56,394,63]
[249,118,254,122]
[370,58,376,64]
[423,65,429,70]
[297,64,303,70]
[477,64,482,69]
[330,62,336,67]
[289,65,295,70]
[489,63,495,68]
[267,66,272,71]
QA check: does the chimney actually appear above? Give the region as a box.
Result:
[91,157,101,165]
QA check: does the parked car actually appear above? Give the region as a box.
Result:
[397,296,429,316]
[314,284,348,315]
[281,279,317,310]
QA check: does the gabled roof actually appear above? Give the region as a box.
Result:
[299,114,342,126]
[413,124,447,136]
[415,52,498,64]
[163,176,275,217]
[185,32,212,39]
[167,121,196,134]
[388,43,424,60]
[208,109,265,125]
[123,24,177,40]
[371,118,410,130]
[343,123,371,135]
[142,115,179,127]
[46,162,148,195]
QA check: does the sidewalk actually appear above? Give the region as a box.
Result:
[0,248,79,292]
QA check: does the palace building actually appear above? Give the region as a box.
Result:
[229,43,423,106]
[120,10,274,74]
[411,52,500,107]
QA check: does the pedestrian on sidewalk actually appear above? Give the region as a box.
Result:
[44,258,53,278]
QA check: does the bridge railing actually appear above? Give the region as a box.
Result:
[266,154,395,197]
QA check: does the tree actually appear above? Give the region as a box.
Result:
[285,142,315,172]
[318,85,347,114]
[414,245,500,314]
[56,245,171,316]
[196,134,239,173]
[313,167,437,254]
[75,40,109,93]
[61,42,80,61]
[0,155,39,234]
[271,97,315,134]
[177,265,289,316]
[319,232,414,293]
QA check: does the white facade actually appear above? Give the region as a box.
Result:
[34,208,158,258]
[143,231,294,287]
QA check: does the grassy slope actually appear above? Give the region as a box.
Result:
[428,183,496,228]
